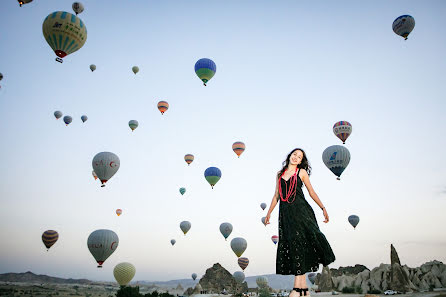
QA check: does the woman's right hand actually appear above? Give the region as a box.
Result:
[265,213,271,225]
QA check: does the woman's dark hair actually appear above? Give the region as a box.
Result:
[277,148,312,178]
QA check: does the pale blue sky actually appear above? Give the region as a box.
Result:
[0,0,445,282]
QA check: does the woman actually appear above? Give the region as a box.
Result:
[265,148,336,297]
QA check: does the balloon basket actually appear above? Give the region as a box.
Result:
[55,57,63,63]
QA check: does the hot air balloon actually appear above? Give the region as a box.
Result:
[260,203,267,210]
[0,73,3,80]
[393,15,415,40]
[184,154,194,165]
[90,64,96,72]
[333,121,352,144]
[179,187,186,195]
[92,170,98,180]
[322,145,350,180]
[54,111,62,120]
[92,152,120,187]
[271,235,278,245]
[116,209,122,216]
[132,66,139,74]
[42,11,87,63]
[237,257,249,271]
[63,115,72,126]
[232,142,246,158]
[348,215,360,229]
[192,273,197,281]
[233,271,245,283]
[230,237,247,257]
[87,229,119,268]
[18,0,32,7]
[72,2,84,15]
[261,217,267,226]
[113,262,135,286]
[81,115,88,123]
[308,273,316,285]
[256,276,268,288]
[128,120,138,131]
[42,230,58,251]
[180,221,191,235]
[204,167,221,189]
[195,58,216,86]
[157,101,169,115]
[170,239,176,246]
[219,222,233,241]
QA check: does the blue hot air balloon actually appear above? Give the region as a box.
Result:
[195,58,216,86]
[204,167,221,189]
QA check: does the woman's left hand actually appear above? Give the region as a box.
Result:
[323,208,329,223]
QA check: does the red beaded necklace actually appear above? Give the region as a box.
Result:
[279,167,298,203]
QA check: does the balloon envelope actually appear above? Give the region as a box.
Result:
[18,0,33,7]
[0,73,3,80]
[87,229,119,267]
[157,101,169,115]
[63,115,72,125]
[261,217,267,226]
[219,222,233,240]
[42,11,87,60]
[230,237,247,257]
[392,15,415,40]
[333,121,352,144]
[322,145,350,179]
[237,257,249,271]
[192,273,197,280]
[271,235,278,245]
[233,271,245,283]
[204,167,222,189]
[128,120,138,131]
[170,239,176,246]
[90,64,96,72]
[260,203,267,210]
[195,58,216,86]
[54,111,62,119]
[232,141,246,157]
[81,115,88,123]
[72,2,84,15]
[92,152,120,187]
[116,209,122,216]
[179,187,186,195]
[132,66,139,74]
[42,230,59,250]
[180,221,191,235]
[113,262,135,286]
[184,154,194,165]
[348,215,360,229]
[256,276,268,288]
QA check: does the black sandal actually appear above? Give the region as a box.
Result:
[292,288,309,297]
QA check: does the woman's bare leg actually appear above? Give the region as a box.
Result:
[290,275,308,297]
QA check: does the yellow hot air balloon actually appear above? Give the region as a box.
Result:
[113,262,136,286]
[42,11,87,63]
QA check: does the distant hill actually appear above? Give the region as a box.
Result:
[0,271,93,285]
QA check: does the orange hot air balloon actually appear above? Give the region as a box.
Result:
[116,209,122,216]
[184,154,194,165]
[232,141,246,158]
[157,101,169,115]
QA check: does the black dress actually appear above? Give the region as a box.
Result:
[276,169,336,275]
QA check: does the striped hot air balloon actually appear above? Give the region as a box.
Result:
[271,235,278,245]
[232,141,246,158]
[184,154,194,165]
[42,230,59,251]
[113,262,135,286]
[333,121,352,144]
[128,120,138,131]
[195,58,216,86]
[116,209,122,216]
[204,167,222,189]
[157,101,169,115]
[179,187,186,195]
[42,11,87,63]
[237,257,249,271]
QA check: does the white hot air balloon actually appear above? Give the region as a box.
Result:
[219,222,233,241]
[233,271,245,284]
[113,262,136,286]
[392,15,415,40]
[72,2,84,15]
[180,221,191,235]
[87,229,119,268]
[92,152,120,187]
[256,276,268,288]
[322,145,351,180]
[230,237,247,257]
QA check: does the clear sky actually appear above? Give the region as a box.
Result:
[0,0,445,283]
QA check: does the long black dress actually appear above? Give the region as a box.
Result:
[276,169,336,275]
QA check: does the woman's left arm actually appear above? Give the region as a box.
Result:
[300,170,329,223]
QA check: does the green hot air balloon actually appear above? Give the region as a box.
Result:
[204,167,222,189]
[132,66,139,75]
[179,187,186,195]
[129,120,138,132]
[195,58,216,86]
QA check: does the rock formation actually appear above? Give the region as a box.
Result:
[389,244,411,292]
[198,263,248,294]
[319,266,334,292]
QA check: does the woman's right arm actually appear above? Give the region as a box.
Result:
[265,174,280,225]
